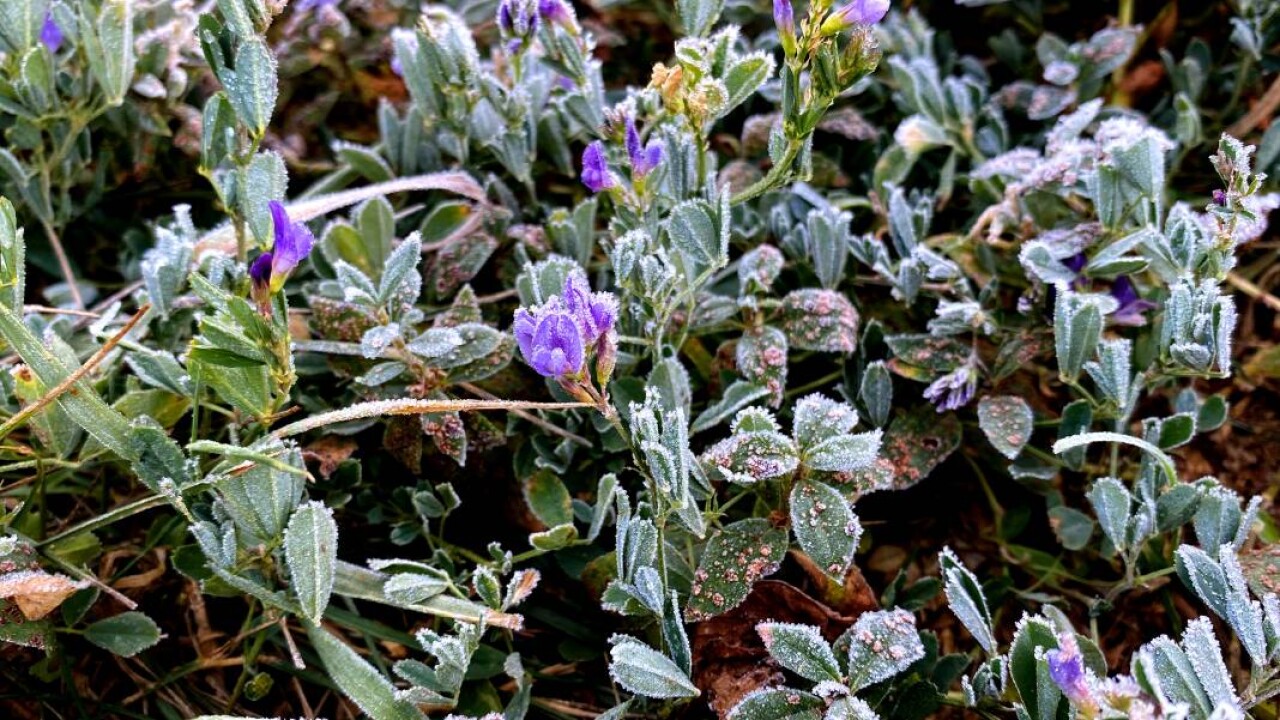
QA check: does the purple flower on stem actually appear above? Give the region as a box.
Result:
[1212,189,1228,208]
[518,299,585,378]
[538,0,575,27]
[40,11,63,53]
[774,0,797,55]
[563,271,617,346]
[1046,634,1097,711]
[1110,276,1155,327]
[266,201,315,290]
[251,201,316,312]
[820,0,890,34]
[625,117,664,178]
[923,363,978,412]
[498,0,539,49]
[581,141,614,193]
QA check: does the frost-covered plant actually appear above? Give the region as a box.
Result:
[1,0,1278,717]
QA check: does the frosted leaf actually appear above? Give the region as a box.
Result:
[1219,545,1267,667]
[406,327,464,359]
[360,324,401,359]
[701,430,799,486]
[737,326,788,407]
[824,696,879,720]
[1180,617,1238,713]
[844,609,925,692]
[607,635,699,698]
[1086,478,1132,553]
[803,431,883,474]
[977,396,1034,460]
[790,479,862,581]
[793,393,860,449]
[1137,636,1212,717]
[727,687,823,720]
[939,547,996,654]
[756,622,842,684]
[1175,545,1230,618]
[686,518,788,621]
[779,289,859,353]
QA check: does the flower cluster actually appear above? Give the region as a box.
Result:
[922,359,979,412]
[249,201,315,313]
[580,115,665,194]
[513,272,618,393]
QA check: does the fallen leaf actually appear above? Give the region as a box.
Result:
[692,579,867,718]
[304,435,360,479]
[0,570,88,620]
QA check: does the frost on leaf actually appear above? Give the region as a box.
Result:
[726,687,823,720]
[756,621,842,684]
[790,479,862,581]
[843,608,925,692]
[977,396,1034,460]
[737,326,789,407]
[701,428,799,486]
[779,289,859,353]
[686,518,788,621]
[874,406,962,490]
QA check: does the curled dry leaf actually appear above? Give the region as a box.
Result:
[0,570,88,620]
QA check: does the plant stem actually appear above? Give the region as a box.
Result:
[730,140,803,205]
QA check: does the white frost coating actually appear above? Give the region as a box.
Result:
[1180,617,1238,712]
[756,621,842,684]
[1218,544,1267,666]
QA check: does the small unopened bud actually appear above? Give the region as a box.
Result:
[595,331,618,387]
[774,0,797,56]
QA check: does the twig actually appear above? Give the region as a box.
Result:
[41,220,84,310]
[279,617,306,669]
[1227,73,1280,139]
[0,303,151,441]
[458,382,592,448]
[1227,271,1280,313]
[23,304,101,318]
[271,397,591,438]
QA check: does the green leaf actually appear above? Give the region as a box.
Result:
[285,501,338,626]
[667,199,725,270]
[225,36,277,136]
[1087,477,1133,553]
[691,380,770,433]
[757,622,841,684]
[522,469,573,528]
[728,687,823,720]
[84,612,162,657]
[844,609,925,692]
[608,635,699,699]
[789,479,861,581]
[308,625,424,720]
[1057,400,1092,471]
[1048,506,1094,551]
[939,548,996,654]
[978,396,1034,460]
[1157,413,1196,449]
[1008,616,1063,720]
[685,518,788,621]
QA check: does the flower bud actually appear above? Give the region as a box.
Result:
[773,0,797,56]
[595,331,618,387]
[820,0,890,35]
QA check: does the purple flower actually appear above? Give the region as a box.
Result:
[1110,276,1155,327]
[625,117,664,178]
[923,364,977,412]
[820,0,890,33]
[498,0,539,47]
[523,300,585,378]
[40,11,63,53]
[563,271,617,346]
[581,141,614,193]
[538,0,575,27]
[390,56,403,77]
[1046,634,1094,708]
[265,201,315,292]
[296,0,339,11]
[774,0,797,55]
[1212,189,1228,207]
